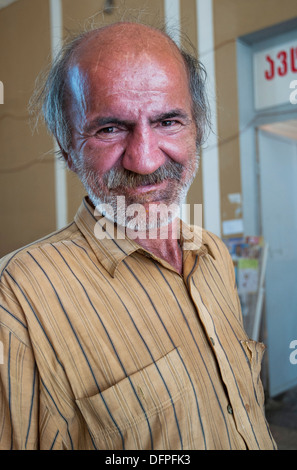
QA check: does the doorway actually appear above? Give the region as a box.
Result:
[257,121,297,396]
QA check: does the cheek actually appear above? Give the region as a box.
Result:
[80,139,124,174]
[160,134,197,165]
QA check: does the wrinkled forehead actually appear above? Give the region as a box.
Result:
[65,25,190,103]
[69,55,187,95]
[70,23,182,67]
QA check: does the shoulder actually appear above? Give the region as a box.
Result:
[196,228,243,324]
[0,221,79,280]
[189,225,235,281]
[187,223,231,259]
[201,229,231,259]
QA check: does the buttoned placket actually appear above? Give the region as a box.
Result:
[184,251,255,448]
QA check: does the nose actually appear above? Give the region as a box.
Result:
[122,125,166,174]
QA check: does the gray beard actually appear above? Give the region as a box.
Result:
[74,156,199,231]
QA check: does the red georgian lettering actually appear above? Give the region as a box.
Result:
[291,47,297,73]
[265,55,274,80]
[277,50,288,76]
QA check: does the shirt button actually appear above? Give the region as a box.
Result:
[210,337,215,346]
[227,404,233,414]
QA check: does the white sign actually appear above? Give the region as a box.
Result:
[222,218,244,236]
[253,38,297,110]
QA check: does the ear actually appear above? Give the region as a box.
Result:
[57,142,76,172]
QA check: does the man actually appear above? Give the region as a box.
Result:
[0,22,276,450]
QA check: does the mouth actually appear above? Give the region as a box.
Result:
[109,180,172,206]
[125,180,168,194]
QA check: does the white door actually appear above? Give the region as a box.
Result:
[258,127,297,397]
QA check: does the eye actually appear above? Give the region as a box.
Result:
[95,126,125,140]
[98,126,117,134]
[161,120,177,127]
[158,119,183,132]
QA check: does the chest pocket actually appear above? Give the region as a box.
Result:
[75,347,200,450]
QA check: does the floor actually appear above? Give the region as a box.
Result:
[265,385,297,450]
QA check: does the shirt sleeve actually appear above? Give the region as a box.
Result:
[0,325,39,450]
[0,267,78,450]
[0,265,40,449]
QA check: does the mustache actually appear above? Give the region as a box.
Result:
[103,160,184,190]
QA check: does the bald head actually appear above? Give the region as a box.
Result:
[36,21,210,154]
[66,22,187,106]
[71,22,180,64]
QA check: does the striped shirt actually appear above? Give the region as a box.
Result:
[0,198,276,450]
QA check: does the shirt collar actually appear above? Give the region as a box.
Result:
[74,197,214,277]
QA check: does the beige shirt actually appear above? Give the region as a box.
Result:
[0,198,276,450]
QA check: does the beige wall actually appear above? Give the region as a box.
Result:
[0,0,55,257]
[1,0,297,256]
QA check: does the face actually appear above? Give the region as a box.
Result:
[66,31,198,230]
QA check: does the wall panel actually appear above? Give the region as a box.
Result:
[0,0,55,257]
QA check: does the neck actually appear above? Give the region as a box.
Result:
[130,219,183,275]
[87,198,183,274]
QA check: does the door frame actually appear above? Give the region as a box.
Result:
[257,128,297,396]
[237,22,297,396]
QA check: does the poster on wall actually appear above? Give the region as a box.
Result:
[223,236,268,340]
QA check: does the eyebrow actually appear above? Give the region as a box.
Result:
[84,117,131,134]
[84,108,191,134]
[150,109,191,124]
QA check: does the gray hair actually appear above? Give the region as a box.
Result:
[30,24,211,155]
